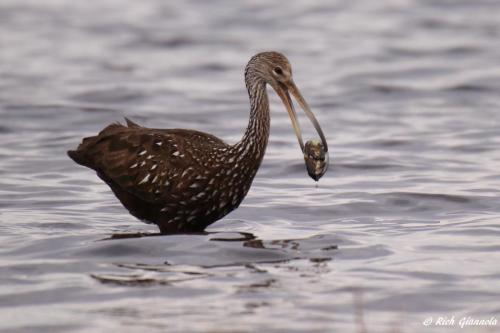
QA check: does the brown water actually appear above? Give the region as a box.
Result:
[1,0,500,332]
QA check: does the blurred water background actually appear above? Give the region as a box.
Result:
[1,0,500,332]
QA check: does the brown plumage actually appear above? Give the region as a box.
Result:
[68,51,328,234]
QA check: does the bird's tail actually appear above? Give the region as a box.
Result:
[67,121,134,169]
[67,135,100,168]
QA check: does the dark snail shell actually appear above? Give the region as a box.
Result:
[304,139,329,181]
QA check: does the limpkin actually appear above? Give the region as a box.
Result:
[68,51,328,234]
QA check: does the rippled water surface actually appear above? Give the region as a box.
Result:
[1,0,500,332]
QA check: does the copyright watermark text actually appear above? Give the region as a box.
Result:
[422,316,497,328]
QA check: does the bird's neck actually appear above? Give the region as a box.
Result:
[233,74,270,163]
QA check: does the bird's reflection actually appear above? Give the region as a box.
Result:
[103,231,338,254]
[243,239,265,249]
[92,230,337,286]
[102,230,257,241]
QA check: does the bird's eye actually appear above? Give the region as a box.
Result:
[273,67,283,75]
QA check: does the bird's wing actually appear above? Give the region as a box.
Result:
[70,123,226,203]
[124,117,140,128]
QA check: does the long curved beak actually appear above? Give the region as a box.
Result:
[275,80,328,153]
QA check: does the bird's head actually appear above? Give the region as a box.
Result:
[246,51,328,167]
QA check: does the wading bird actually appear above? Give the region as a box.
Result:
[68,52,328,234]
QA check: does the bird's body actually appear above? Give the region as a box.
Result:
[68,52,327,233]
